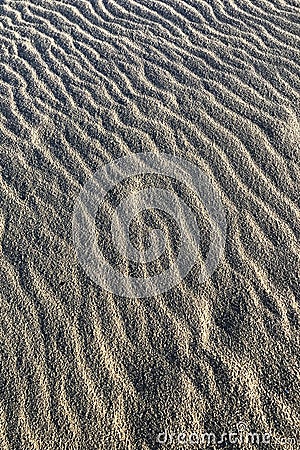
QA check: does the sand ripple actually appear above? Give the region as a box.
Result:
[0,1,299,449]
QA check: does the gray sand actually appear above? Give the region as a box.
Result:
[0,1,299,449]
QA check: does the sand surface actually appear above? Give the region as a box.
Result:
[0,1,300,449]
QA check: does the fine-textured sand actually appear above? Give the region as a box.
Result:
[0,1,300,449]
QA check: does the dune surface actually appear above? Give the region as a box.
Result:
[0,0,300,449]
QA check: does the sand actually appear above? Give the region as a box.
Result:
[0,0,299,449]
